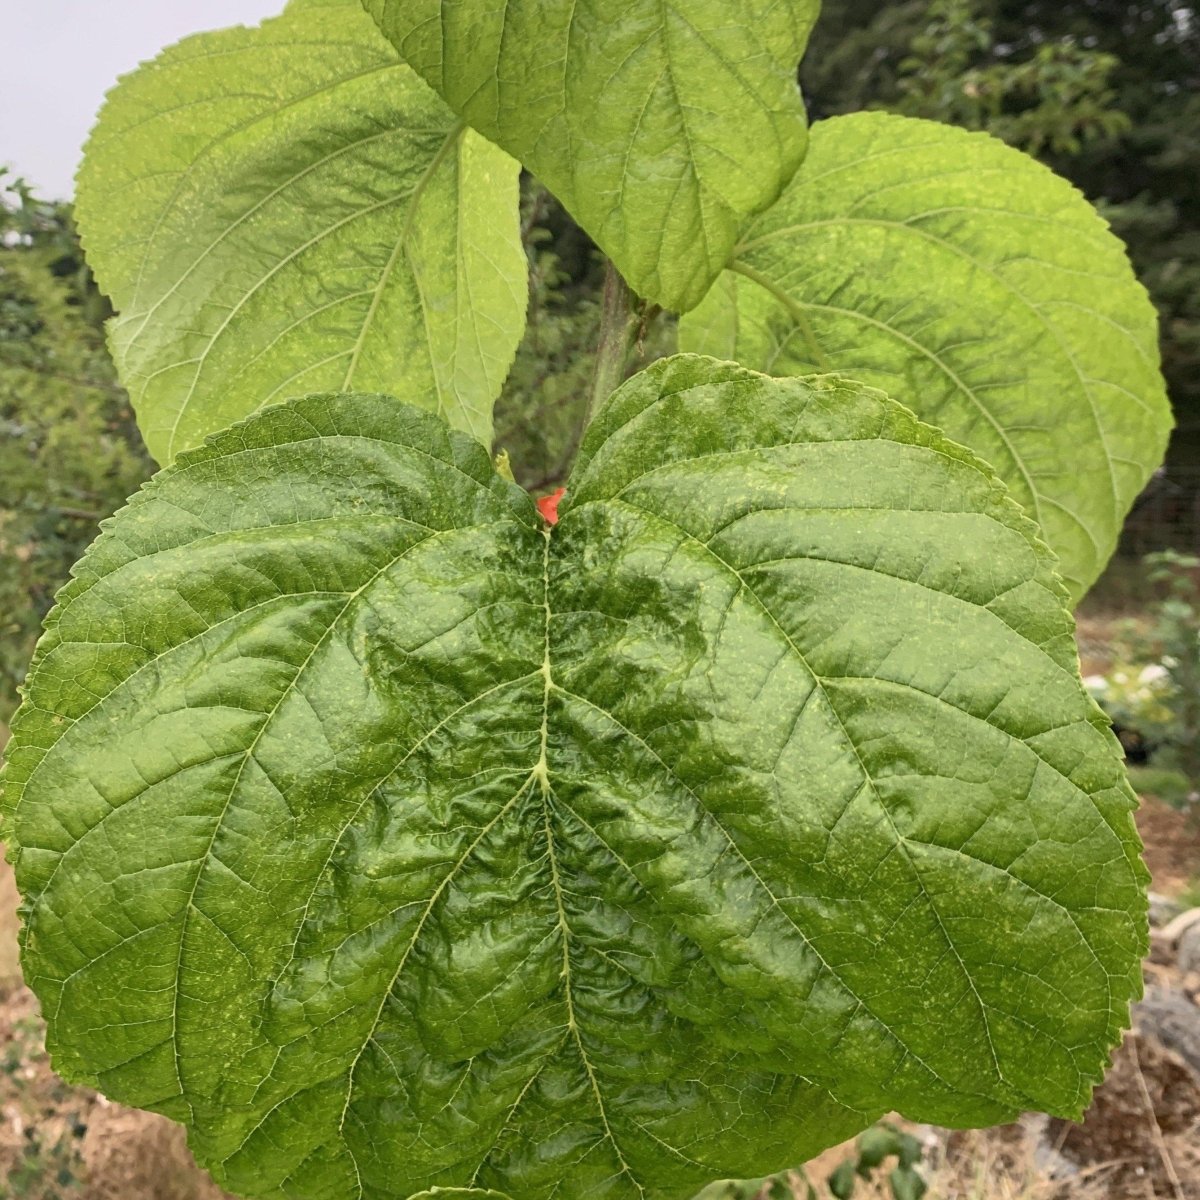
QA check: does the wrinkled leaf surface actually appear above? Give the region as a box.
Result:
[4,357,1145,1199]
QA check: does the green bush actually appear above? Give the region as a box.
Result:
[0,175,151,724]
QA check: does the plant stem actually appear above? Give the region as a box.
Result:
[587,260,639,423]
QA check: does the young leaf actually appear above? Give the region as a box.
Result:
[680,112,1173,601]
[362,0,820,313]
[4,358,1145,1199]
[76,0,526,463]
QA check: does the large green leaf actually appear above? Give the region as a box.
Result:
[363,0,819,313]
[3,357,1144,1199]
[680,112,1172,601]
[75,0,526,463]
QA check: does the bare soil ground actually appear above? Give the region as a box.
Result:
[1138,796,1200,896]
[1,798,1198,1200]
[0,980,232,1200]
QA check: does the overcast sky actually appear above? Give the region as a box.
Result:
[1,0,283,200]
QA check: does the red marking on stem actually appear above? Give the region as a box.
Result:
[537,488,566,526]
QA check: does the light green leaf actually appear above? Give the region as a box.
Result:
[76,0,526,463]
[680,112,1172,601]
[363,0,819,313]
[4,357,1144,1199]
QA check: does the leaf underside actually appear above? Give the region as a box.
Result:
[362,0,820,313]
[4,357,1145,1200]
[681,112,1173,601]
[75,0,526,463]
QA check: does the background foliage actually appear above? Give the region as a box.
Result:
[0,175,151,724]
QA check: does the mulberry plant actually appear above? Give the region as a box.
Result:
[0,1,1174,1198]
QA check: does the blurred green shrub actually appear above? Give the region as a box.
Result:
[0,172,152,724]
[1142,551,1200,790]
[693,1123,927,1200]
[1086,551,1200,797]
[893,0,1130,155]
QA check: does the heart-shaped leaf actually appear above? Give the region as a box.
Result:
[680,112,1173,601]
[3,357,1144,1199]
[76,0,526,463]
[362,0,819,313]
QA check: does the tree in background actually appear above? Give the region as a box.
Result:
[892,0,1130,155]
[492,187,607,492]
[975,2,1198,448]
[0,172,151,723]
